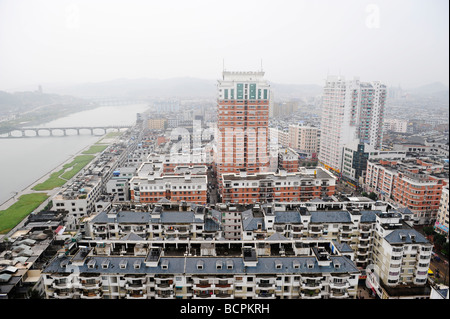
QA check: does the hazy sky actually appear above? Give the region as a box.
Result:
[0,0,448,91]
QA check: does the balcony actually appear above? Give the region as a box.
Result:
[309,227,322,234]
[155,292,174,299]
[52,291,73,299]
[215,280,232,289]
[156,280,174,290]
[340,227,353,234]
[302,281,323,290]
[127,293,147,299]
[357,242,370,249]
[215,292,233,299]
[360,226,372,233]
[79,279,102,289]
[193,291,214,298]
[257,293,275,299]
[52,281,72,289]
[329,289,349,299]
[80,291,102,299]
[300,291,321,299]
[126,282,145,290]
[329,280,350,289]
[357,249,369,256]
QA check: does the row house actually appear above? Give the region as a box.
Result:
[365,157,448,225]
[241,202,429,279]
[52,138,138,230]
[87,205,221,241]
[41,240,360,300]
[129,173,208,205]
[221,167,336,205]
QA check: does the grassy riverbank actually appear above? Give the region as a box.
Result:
[32,155,95,191]
[0,130,124,236]
[0,193,49,234]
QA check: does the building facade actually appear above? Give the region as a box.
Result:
[365,158,448,225]
[221,168,336,205]
[288,123,320,156]
[215,71,271,180]
[319,76,387,174]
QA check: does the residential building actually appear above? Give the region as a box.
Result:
[87,204,221,241]
[365,157,448,224]
[41,239,360,299]
[147,118,168,130]
[367,212,433,299]
[435,185,449,238]
[215,71,271,180]
[269,127,289,148]
[129,173,208,205]
[383,118,408,133]
[278,148,299,173]
[319,76,387,174]
[288,123,320,157]
[221,167,336,205]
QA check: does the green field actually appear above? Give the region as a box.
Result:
[82,144,108,154]
[32,155,95,191]
[96,131,122,144]
[0,193,49,234]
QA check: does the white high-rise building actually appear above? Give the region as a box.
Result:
[319,76,387,174]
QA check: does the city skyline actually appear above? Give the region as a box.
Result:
[0,0,448,91]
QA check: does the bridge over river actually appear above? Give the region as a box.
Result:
[0,125,132,138]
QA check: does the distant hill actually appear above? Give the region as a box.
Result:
[0,90,82,114]
[46,77,217,99]
[44,77,324,100]
[408,82,449,96]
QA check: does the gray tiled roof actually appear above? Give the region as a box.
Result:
[332,240,354,253]
[275,211,301,224]
[310,211,352,223]
[360,210,380,222]
[384,229,429,244]
[91,211,151,224]
[43,255,359,275]
[160,212,197,224]
[242,216,265,231]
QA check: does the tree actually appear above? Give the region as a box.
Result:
[441,242,449,257]
[368,192,378,201]
[423,226,435,236]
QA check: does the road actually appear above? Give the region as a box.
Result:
[429,252,449,286]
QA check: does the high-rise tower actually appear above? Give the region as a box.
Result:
[318,76,386,174]
[215,71,271,181]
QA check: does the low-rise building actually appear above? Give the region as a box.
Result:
[41,239,361,299]
[365,157,448,224]
[221,167,336,205]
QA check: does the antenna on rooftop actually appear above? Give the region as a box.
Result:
[260,59,263,72]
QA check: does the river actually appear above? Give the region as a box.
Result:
[0,104,149,204]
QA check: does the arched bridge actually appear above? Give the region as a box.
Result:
[0,125,132,138]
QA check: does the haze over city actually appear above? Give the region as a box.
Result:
[0,0,448,92]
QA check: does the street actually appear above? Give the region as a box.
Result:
[429,252,449,286]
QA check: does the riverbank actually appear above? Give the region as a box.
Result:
[0,131,122,236]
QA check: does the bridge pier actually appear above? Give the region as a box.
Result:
[2,125,131,138]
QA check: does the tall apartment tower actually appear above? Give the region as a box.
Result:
[215,71,271,181]
[319,76,386,174]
